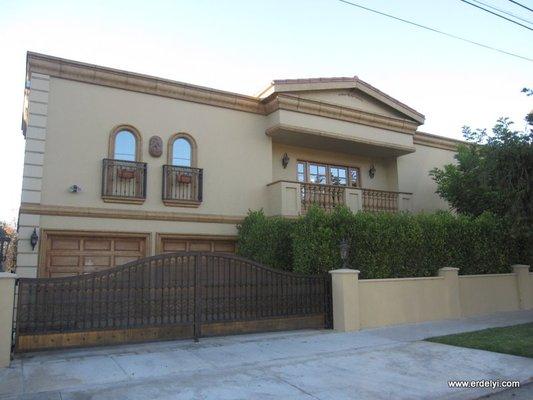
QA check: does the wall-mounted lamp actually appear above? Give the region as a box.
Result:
[368,164,376,179]
[68,184,82,193]
[30,228,39,251]
[282,153,290,169]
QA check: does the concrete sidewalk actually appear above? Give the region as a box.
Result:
[1,310,532,400]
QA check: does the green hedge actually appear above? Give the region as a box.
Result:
[237,207,522,278]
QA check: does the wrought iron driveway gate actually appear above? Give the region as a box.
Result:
[15,252,332,352]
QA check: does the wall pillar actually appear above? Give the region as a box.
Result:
[329,269,360,332]
[438,267,461,318]
[345,188,363,213]
[0,273,17,368]
[513,265,532,310]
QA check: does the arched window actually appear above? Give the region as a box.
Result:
[109,125,142,161]
[114,130,136,161]
[172,138,192,166]
[168,133,197,167]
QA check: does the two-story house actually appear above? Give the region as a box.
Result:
[16,52,461,278]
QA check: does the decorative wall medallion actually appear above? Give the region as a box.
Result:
[149,135,163,157]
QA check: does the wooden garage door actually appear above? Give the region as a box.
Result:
[160,236,236,254]
[43,233,147,277]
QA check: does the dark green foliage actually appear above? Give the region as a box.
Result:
[236,210,294,271]
[430,118,533,266]
[237,207,520,278]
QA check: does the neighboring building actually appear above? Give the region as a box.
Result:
[16,52,461,278]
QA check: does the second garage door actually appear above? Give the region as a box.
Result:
[159,235,236,254]
[42,232,148,278]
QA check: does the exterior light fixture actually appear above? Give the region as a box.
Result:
[339,239,350,269]
[369,164,376,179]
[282,153,290,169]
[68,184,82,193]
[30,228,39,251]
[0,227,12,272]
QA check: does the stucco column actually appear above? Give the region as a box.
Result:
[438,267,461,319]
[513,265,532,310]
[329,269,360,332]
[0,273,17,368]
[345,188,363,213]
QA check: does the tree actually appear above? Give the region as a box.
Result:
[430,104,533,264]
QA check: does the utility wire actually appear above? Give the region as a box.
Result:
[471,0,533,25]
[508,0,533,13]
[337,0,533,62]
[460,0,533,30]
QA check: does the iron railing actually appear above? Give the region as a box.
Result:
[362,188,399,212]
[15,252,331,348]
[301,182,345,213]
[162,165,203,204]
[101,159,147,201]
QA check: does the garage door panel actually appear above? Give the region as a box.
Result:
[50,255,79,267]
[51,238,80,250]
[161,237,236,254]
[115,256,140,265]
[115,240,142,251]
[84,239,112,251]
[44,234,147,278]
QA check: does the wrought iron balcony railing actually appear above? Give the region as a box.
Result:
[101,159,147,203]
[162,165,203,206]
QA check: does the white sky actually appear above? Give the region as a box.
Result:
[0,0,532,224]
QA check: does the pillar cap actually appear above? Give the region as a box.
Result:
[512,264,530,270]
[329,269,360,275]
[439,267,459,272]
[0,272,18,279]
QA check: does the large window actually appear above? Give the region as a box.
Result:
[297,161,360,187]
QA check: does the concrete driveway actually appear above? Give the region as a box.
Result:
[1,310,532,400]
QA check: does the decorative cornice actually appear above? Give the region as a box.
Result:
[19,203,244,224]
[265,95,419,135]
[27,52,265,115]
[413,132,465,151]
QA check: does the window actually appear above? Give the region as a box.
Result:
[172,138,192,166]
[108,125,141,161]
[167,133,197,167]
[297,161,361,187]
[114,130,136,161]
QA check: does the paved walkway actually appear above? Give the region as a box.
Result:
[1,310,532,400]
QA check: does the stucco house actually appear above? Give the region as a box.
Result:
[16,52,461,278]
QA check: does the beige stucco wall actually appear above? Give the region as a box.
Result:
[397,143,456,212]
[41,77,272,216]
[359,277,448,328]
[459,274,520,317]
[271,143,399,191]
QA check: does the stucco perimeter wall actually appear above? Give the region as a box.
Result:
[397,143,456,212]
[459,274,520,317]
[330,266,532,332]
[359,277,449,328]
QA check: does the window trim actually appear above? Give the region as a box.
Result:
[167,132,197,167]
[297,159,362,187]
[108,125,142,161]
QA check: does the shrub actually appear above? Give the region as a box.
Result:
[236,210,294,271]
[237,207,521,278]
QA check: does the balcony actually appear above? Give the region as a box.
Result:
[162,165,203,207]
[101,159,147,204]
[266,181,412,216]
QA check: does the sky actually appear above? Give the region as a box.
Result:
[0,0,531,224]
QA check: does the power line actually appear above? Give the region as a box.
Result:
[508,0,533,13]
[460,0,533,31]
[471,0,533,25]
[337,0,533,62]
